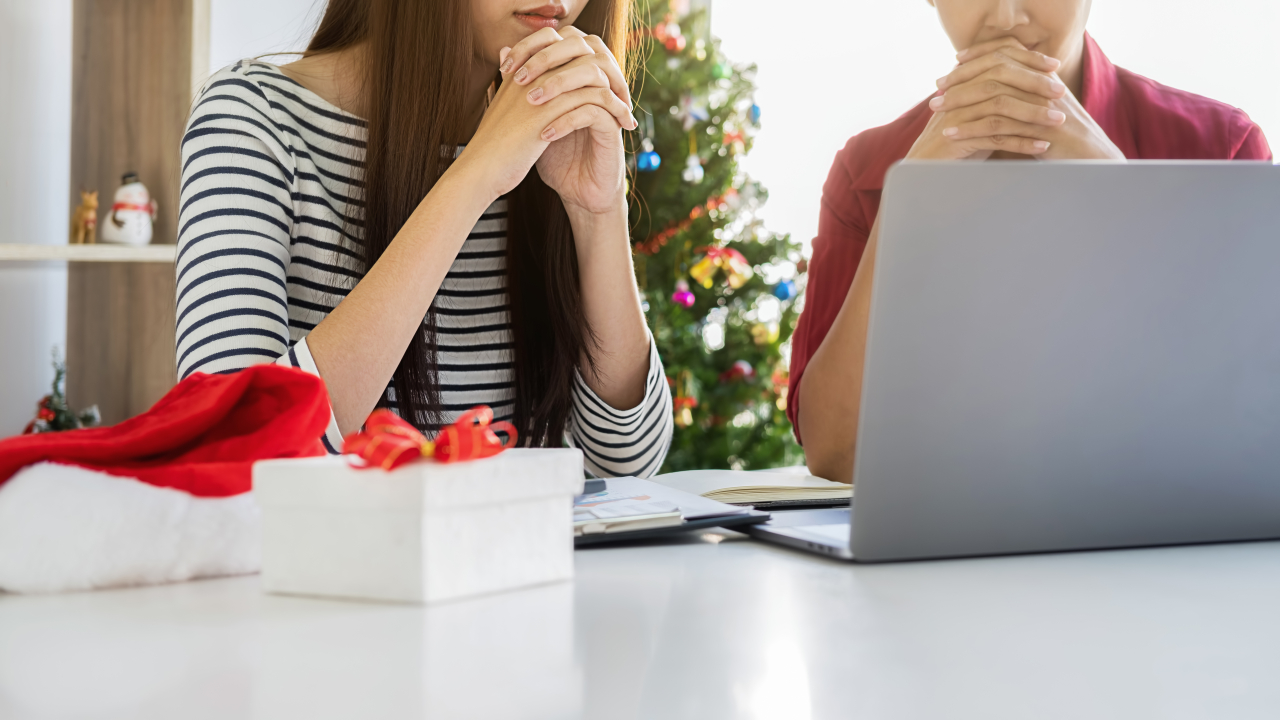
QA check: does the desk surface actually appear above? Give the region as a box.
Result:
[2,532,1279,720]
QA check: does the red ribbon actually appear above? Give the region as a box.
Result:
[112,202,154,214]
[342,406,518,471]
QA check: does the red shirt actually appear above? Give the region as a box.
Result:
[786,34,1272,443]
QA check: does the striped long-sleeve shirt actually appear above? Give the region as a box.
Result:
[176,60,672,477]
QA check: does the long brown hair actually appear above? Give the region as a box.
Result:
[307,0,632,445]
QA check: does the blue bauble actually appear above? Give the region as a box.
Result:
[773,279,796,300]
[637,151,662,172]
[749,104,762,125]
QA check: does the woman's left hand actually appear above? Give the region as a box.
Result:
[500,27,636,215]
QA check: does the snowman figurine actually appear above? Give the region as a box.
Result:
[99,171,158,246]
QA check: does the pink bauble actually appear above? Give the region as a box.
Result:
[672,279,695,308]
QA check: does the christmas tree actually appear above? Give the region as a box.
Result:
[627,0,807,472]
[23,349,101,435]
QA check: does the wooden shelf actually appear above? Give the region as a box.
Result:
[0,244,177,263]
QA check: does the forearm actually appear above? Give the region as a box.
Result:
[798,217,881,484]
[306,159,497,435]
[567,195,651,410]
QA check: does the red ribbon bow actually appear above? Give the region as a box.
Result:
[342,406,518,471]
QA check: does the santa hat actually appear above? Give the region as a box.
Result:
[0,365,330,593]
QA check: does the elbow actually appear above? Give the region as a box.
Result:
[797,383,855,485]
[806,447,855,486]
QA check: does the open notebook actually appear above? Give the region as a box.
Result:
[650,469,852,508]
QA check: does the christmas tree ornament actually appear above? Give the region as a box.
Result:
[653,15,687,52]
[68,190,99,245]
[671,278,696,308]
[674,401,694,428]
[636,113,662,172]
[750,323,779,346]
[682,152,705,184]
[637,137,661,172]
[712,62,732,80]
[634,189,738,256]
[718,247,754,289]
[796,257,809,274]
[99,171,158,246]
[689,254,717,288]
[23,351,100,434]
[773,279,797,300]
[749,103,762,126]
[723,129,745,155]
[689,246,753,289]
[771,367,790,411]
[672,370,698,428]
[719,360,756,383]
[679,93,710,131]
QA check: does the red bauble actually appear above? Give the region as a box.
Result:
[719,360,757,383]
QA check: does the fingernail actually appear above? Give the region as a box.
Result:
[957,48,970,61]
[935,75,949,89]
[1049,80,1066,94]
[1033,140,1051,151]
[929,96,945,111]
[528,87,543,103]
[515,67,528,83]
[942,127,958,137]
[1045,56,1061,69]
[500,47,511,65]
[629,114,638,129]
[500,56,514,74]
[1047,109,1066,122]
[542,126,557,141]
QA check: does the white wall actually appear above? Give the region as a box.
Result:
[712,0,1280,251]
[209,0,324,74]
[0,0,71,435]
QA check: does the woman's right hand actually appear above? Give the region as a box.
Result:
[906,38,1067,161]
[453,27,636,203]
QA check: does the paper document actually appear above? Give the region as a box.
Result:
[650,470,852,505]
[597,477,754,520]
[574,491,684,535]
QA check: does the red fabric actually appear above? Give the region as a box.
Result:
[0,364,331,496]
[787,34,1273,444]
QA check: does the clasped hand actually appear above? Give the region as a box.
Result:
[907,38,1124,162]
[464,26,637,214]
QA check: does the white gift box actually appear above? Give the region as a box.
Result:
[253,449,584,604]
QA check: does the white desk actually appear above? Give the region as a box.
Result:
[2,533,1280,719]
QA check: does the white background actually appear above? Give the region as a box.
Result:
[1,0,1276,433]
[711,0,1280,249]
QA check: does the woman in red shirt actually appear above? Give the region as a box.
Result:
[789,0,1272,483]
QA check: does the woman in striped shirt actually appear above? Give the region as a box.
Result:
[176,0,672,477]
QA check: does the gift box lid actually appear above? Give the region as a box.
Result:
[253,449,585,511]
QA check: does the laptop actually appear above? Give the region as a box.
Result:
[749,161,1280,561]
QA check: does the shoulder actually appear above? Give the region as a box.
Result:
[193,61,289,116]
[827,98,933,194]
[187,61,293,141]
[1116,67,1272,159]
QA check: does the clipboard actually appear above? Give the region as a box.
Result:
[573,477,771,547]
[574,510,770,546]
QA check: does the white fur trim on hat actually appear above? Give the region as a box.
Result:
[0,462,260,594]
